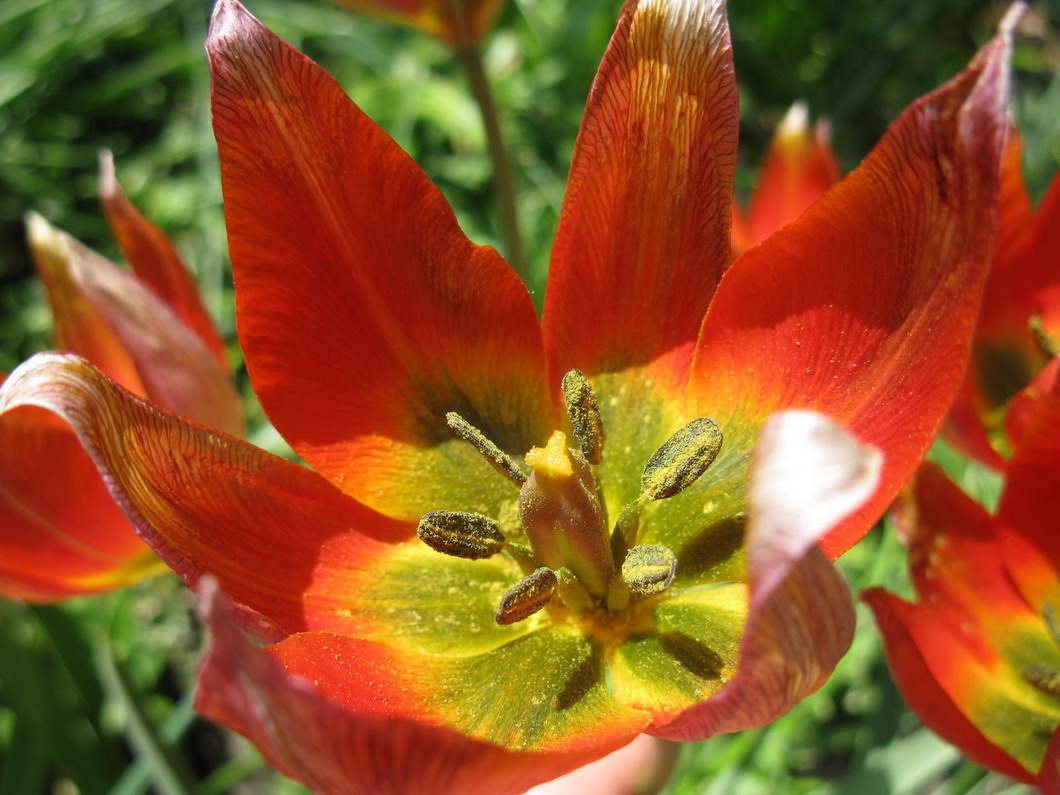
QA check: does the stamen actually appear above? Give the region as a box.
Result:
[447,412,527,486]
[417,511,506,559]
[641,417,723,500]
[621,544,677,596]
[496,567,558,625]
[1022,663,1060,700]
[562,369,605,465]
[520,431,613,597]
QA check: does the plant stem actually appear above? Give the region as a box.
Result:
[455,42,527,279]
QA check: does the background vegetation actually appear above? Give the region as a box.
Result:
[0,0,1058,791]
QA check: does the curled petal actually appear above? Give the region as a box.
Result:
[209,0,552,521]
[652,411,880,739]
[0,353,407,633]
[195,579,644,795]
[691,9,1015,558]
[0,405,166,601]
[99,150,229,370]
[26,213,243,436]
[544,0,739,384]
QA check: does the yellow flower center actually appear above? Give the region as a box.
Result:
[416,369,726,628]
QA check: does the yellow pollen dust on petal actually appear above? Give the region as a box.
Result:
[525,430,573,480]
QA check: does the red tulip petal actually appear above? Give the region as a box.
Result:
[1032,171,1060,347]
[543,0,738,385]
[652,411,879,739]
[741,103,841,254]
[0,406,165,601]
[997,368,1060,596]
[27,213,143,396]
[26,214,244,436]
[98,150,230,370]
[0,352,409,633]
[907,464,1038,656]
[209,0,553,521]
[690,10,1015,559]
[1037,728,1060,792]
[863,588,1034,784]
[196,580,645,795]
[329,0,504,46]
[942,378,1007,471]
[1004,356,1058,455]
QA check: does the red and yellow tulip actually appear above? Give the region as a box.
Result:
[0,154,243,601]
[328,0,504,47]
[944,126,1060,469]
[0,0,1017,789]
[731,102,842,257]
[865,366,1060,787]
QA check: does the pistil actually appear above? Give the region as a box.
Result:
[519,431,614,598]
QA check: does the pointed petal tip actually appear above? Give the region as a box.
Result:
[999,1,1027,37]
[98,148,117,199]
[208,0,255,45]
[24,211,61,257]
[777,101,809,139]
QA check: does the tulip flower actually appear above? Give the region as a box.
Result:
[327,0,504,48]
[864,366,1060,787]
[0,0,1016,790]
[731,102,842,256]
[0,156,244,601]
[944,127,1060,469]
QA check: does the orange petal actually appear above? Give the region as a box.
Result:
[942,378,1007,471]
[543,0,739,385]
[0,353,408,632]
[99,150,230,370]
[653,411,878,738]
[1031,171,1060,347]
[739,103,841,255]
[0,404,165,601]
[908,464,1038,655]
[28,213,143,396]
[209,0,553,521]
[689,8,1015,559]
[26,214,244,436]
[996,366,1060,605]
[863,588,1034,784]
[196,581,643,794]
[328,0,504,47]
[1004,357,1058,454]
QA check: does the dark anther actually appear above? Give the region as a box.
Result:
[446,412,527,486]
[417,511,506,560]
[621,544,677,596]
[641,417,723,500]
[495,567,558,625]
[1022,663,1060,700]
[562,369,605,465]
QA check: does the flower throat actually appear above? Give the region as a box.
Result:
[417,369,724,625]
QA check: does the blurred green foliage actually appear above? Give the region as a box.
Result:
[0,0,1058,791]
